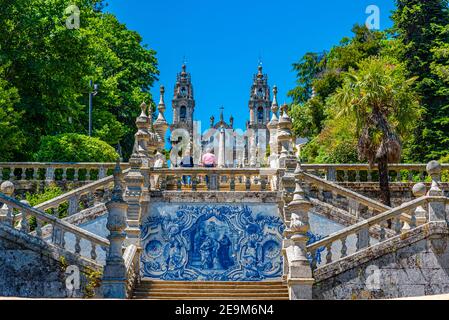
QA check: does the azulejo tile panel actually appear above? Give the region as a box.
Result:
[140,203,284,281]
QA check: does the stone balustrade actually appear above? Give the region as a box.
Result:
[0,162,130,183]
[123,244,140,299]
[301,163,449,183]
[11,169,131,224]
[0,191,109,264]
[148,167,280,192]
[306,195,448,269]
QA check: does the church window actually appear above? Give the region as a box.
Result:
[180,87,187,96]
[180,106,187,121]
[257,107,264,123]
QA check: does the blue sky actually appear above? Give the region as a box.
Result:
[105,0,396,131]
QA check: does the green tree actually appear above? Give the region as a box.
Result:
[288,25,387,140]
[0,0,158,161]
[0,65,25,161]
[392,0,449,161]
[332,57,422,205]
[34,133,119,162]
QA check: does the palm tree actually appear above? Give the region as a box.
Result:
[332,57,422,206]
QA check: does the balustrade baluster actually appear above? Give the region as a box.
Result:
[45,167,55,181]
[74,169,79,181]
[9,167,15,180]
[61,230,66,249]
[98,166,106,179]
[90,243,97,261]
[20,211,29,233]
[51,226,59,245]
[340,237,348,258]
[394,218,402,235]
[396,170,402,182]
[86,169,91,181]
[192,174,197,191]
[230,174,235,191]
[325,243,332,264]
[160,174,167,190]
[419,171,425,182]
[343,170,349,182]
[62,168,67,181]
[35,218,42,238]
[355,171,360,182]
[260,175,267,191]
[407,171,413,182]
[379,221,386,241]
[68,195,79,216]
[21,168,26,181]
[356,227,369,251]
[176,174,182,191]
[367,170,372,182]
[245,175,251,191]
[32,168,38,180]
[0,167,3,182]
[75,235,81,255]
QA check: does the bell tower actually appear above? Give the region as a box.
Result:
[171,64,195,137]
[247,64,271,130]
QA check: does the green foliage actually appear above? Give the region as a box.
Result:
[0,65,25,161]
[34,133,119,162]
[25,184,64,207]
[393,0,449,161]
[83,267,103,298]
[332,57,422,164]
[0,0,158,161]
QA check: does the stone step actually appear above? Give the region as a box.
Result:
[133,280,289,300]
[133,297,290,300]
[134,292,289,298]
[134,288,289,294]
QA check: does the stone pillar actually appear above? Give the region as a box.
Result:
[412,182,427,225]
[102,161,128,299]
[218,127,225,168]
[153,85,169,157]
[277,103,296,170]
[426,161,446,222]
[0,181,14,226]
[267,86,279,170]
[124,102,149,249]
[284,162,314,300]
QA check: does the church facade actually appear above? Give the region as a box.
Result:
[167,64,281,168]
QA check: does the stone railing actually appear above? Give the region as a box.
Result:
[148,167,280,192]
[0,162,130,183]
[300,171,392,217]
[0,192,109,264]
[301,164,449,183]
[124,244,140,299]
[306,195,447,270]
[11,169,131,223]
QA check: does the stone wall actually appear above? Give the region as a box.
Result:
[313,222,449,299]
[0,223,102,298]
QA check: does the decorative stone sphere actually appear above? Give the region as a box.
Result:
[0,181,14,196]
[426,160,442,176]
[412,182,427,197]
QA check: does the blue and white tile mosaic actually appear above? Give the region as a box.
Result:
[140,203,284,281]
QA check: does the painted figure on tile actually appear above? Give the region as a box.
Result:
[217,235,233,269]
[200,236,217,269]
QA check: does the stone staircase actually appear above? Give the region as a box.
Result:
[132,280,289,300]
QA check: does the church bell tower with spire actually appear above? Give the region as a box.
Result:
[171,64,195,138]
[247,64,271,130]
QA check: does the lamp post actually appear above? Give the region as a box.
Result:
[88,80,99,136]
